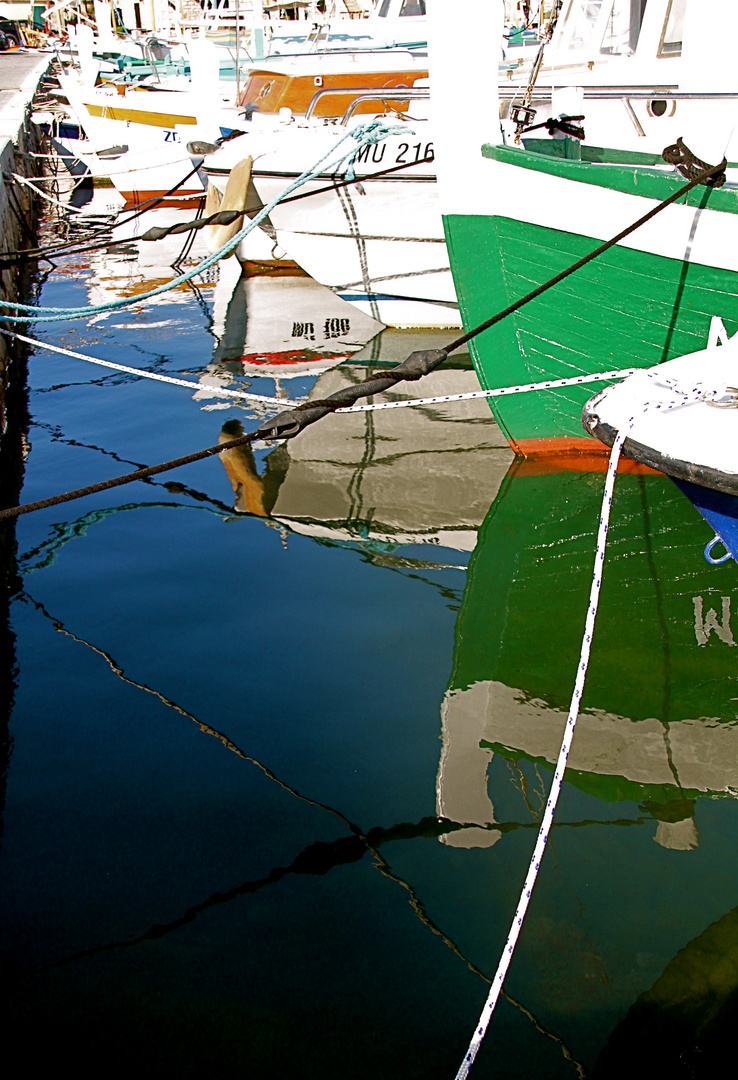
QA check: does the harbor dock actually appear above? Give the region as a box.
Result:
[0,49,51,543]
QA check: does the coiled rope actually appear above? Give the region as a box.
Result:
[0,118,410,323]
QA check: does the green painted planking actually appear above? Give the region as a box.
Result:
[444,212,738,443]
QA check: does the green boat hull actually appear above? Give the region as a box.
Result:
[443,212,738,451]
[443,466,738,819]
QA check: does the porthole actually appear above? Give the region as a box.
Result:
[647,99,676,118]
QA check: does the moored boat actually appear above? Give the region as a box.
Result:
[582,319,738,562]
[431,0,738,456]
[582,320,738,495]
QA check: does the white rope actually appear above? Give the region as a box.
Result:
[453,372,725,1079]
[454,425,628,1080]
[8,332,301,408]
[11,173,86,215]
[336,368,641,413]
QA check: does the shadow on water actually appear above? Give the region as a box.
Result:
[593,907,738,1079]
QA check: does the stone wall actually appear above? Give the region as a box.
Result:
[0,52,52,581]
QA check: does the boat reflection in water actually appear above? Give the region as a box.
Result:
[208,268,738,1072]
[439,462,738,851]
[434,459,738,1075]
[208,260,385,383]
[217,332,515,556]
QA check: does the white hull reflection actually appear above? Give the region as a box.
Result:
[210,263,384,376]
[218,344,515,553]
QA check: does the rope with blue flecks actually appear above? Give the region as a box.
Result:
[454,423,627,1079]
[452,372,727,1079]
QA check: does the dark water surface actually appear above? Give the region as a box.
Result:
[2,203,738,1079]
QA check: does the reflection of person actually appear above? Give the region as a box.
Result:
[219,419,283,516]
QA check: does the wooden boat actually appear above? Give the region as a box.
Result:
[431,0,738,456]
[205,0,738,329]
[236,51,428,118]
[203,113,451,327]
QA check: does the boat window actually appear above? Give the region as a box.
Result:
[399,0,425,14]
[556,0,645,56]
[377,0,392,16]
[608,0,647,53]
[658,0,685,56]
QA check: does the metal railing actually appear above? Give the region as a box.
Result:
[305,85,428,121]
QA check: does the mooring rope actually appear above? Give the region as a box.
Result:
[0,155,432,269]
[5,331,301,408]
[453,373,725,1078]
[0,118,410,323]
[0,431,260,522]
[0,160,206,269]
[336,367,640,412]
[10,171,88,215]
[0,361,718,523]
[0,153,724,519]
[453,426,627,1079]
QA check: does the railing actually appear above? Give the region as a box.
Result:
[304,85,428,121]
[500,88,738,138]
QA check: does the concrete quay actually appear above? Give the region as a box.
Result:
[0,50,53,570]
[0,51,52,139]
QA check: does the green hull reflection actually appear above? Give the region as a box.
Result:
[438,464,738,849]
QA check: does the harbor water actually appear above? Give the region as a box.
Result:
[2,194,738,1079]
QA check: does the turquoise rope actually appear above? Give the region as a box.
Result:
[1,119,409,324]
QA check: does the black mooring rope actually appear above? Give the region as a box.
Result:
[0,433,258,522]
[0,160,206,268]
[0,151,725,522]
